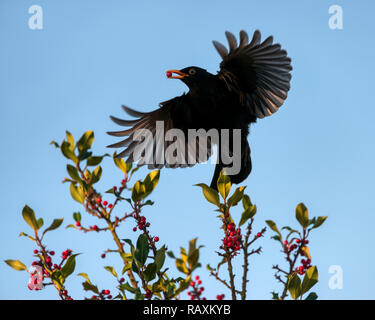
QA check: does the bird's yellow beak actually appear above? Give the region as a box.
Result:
[166,70,189,79]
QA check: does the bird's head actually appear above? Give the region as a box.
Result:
[166,66,212,91]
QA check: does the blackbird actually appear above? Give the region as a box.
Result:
[107,30,292,190]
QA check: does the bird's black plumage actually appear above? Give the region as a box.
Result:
[107,30,292,189]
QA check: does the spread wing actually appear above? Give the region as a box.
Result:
[107,98,212,168]
[213,30,292,118]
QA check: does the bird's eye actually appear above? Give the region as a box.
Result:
[189,68,196,75]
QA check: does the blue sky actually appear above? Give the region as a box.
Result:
[1,0,374,300]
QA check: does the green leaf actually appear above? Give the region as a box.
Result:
[187,249,199,270]
[87,155,106,166]
[301,266,319,294]
[296,203,309,228]
[175,258,188,274]
[122,263,133,274]
[22,205,39,231]
[131,181,146,202]
[50,140,60,148]
[104,266,117,278]
[144,263,157,282]
[312,216,328,229]
[132,259,139,274]
[43,218,64,235]
[301,246,311,260]
[271,291,280,300]
[227,186,246,207]
[305,292,318,300]
[37,218,44,229]
[288,273,302,300]
[194,183,220,207]
[217,171,231,200]
[4,259,27,271]
[119,282,136,293]
[91,166,102,184]
[113,152,131,174]
[134,234,149,267]
[239,205,257,226]
[61,141,78,163]
[65,131,75,151]
[67,164,81,182]
[167,251,176,259]
[70,183,85,204]
[73,212,81,223]
[143,170,160,195]
[77,272,91,283]
[18,232,35,241]
[155,246,166,272]
[122,239,135,255]
[242,194,252,210]
[82,281,99,294]
[77,131,94,153]
[61,254,79,278]
[265,220,282,239]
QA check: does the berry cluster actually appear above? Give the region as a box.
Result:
[296,258,312,275]
[91,289,112,300]
[187,276,206,300]
[284,238,309,254]
[222,222,242,253]
[216,294,225,300]
[62,249,72,260]
[133,214,150,231]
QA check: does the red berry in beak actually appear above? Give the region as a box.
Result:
[166,71,172,78]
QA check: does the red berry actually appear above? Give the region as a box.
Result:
[108,295,112,299]
[256,232,262,238]
[45,257,51,264]
[133,227,137,232]
[76,221,81,227]
[33,249,38,254]
[101,254,106,259]
[154,236,159,242]
[108,204,113,209]
[166,71,172,78]
[121,179,126,185]
[296,239,301,243]
[103,201,108,206]
[113,186,117,191]
[195,275,200,280]
[190,281,195,287]
[197,280,202,285]
[304,240,309,244]
[95,198,102,204]
[92,225,98,231]
[119,278,125,283]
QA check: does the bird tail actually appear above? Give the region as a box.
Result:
[210,139,252,190]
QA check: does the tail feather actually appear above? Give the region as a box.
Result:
[210,139,252,190]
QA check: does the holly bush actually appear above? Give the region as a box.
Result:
[5,131,327,300]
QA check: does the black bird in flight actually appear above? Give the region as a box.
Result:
[107,30,292,190]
